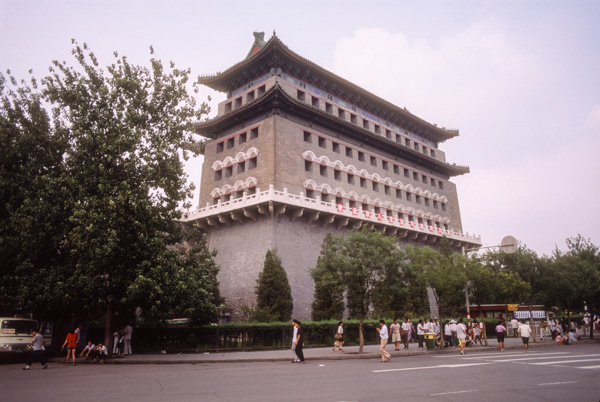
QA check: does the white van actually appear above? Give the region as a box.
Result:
[0,317,53,353]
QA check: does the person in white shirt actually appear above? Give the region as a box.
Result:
[417,319,425,349]
[456,318,467,355]
[432,318,441,348]
[390,319,401,351]
[583,315,590,335]
[432,318,440,335]
[568,329,578,344]
[23,330,47,370]
[472,320,483,345]
[518,321,534,352]
[376,320,391,362]
[80,341,95,359]
[450,319,458,347]
[291,320,299,362]
[92,343,108,363]
[401,318,411,350]
[423,318,431,333]
[123,324,133,355]
[511,318,519,338]
[333,321,344,352]
[75,325,83,352]
[444,320,452,347]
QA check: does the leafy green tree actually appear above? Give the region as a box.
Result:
[311,227,403,352]
[397,255,430,318]
[543,236,600,325]
[310,234,345,321]
[127,232,222,325]
[255,249,293,322]
[0,71,72,315]
[1,42,217,345]
[485,245,542,322]
[371,258,409,319]
[405,244,466,323]
[464,254,496,308]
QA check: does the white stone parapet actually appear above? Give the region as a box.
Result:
[182,185,482,246]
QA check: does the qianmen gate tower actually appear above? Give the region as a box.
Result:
[184,32,481,320]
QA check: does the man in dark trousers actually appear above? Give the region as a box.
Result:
[293,319,305,364]
[23,329,47,370]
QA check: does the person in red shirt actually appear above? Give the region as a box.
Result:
[61,327,78,366]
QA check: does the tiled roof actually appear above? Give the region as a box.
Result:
[197,33,459,143]
[192,83,470,177]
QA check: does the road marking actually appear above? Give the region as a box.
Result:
[578,365,600,369]
[430,390,477,396]
[436,352,525,358]
[464,352,570,360]
[373,362,492,373]
[532,358,600,365]
[538,381,578,386]
[486,355,590,362]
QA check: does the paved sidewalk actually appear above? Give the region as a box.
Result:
[51,336,599,365]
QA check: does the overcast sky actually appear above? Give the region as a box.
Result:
[2,0,598,256]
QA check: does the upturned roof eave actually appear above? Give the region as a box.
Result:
[197,35,458,143]
[193,84,469,177]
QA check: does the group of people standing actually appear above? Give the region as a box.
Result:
[112,324,133,356]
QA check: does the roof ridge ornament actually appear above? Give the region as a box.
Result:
[246,31,267,59]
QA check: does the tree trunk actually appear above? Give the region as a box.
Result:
[528,302,536,343]
[104,301,113,354]
[358,316,365,353]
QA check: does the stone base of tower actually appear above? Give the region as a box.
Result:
[207,213,346,321]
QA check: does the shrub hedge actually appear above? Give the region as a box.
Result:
[87,317,504,354]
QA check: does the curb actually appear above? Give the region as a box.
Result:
[46,338,599,365]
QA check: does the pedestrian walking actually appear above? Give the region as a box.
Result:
[495,321,507,351]
[62,327,78,366]
[390,319,401,351]
[472,320,483,345]
[376,320,391,362]
[457,318,467,355]
[333,321,344,352]
[518,320,534,352]
[293,320,305,363]
[23,330,47,370]
[291,320,299,362]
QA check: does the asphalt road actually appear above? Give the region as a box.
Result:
[2,344,599,402]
